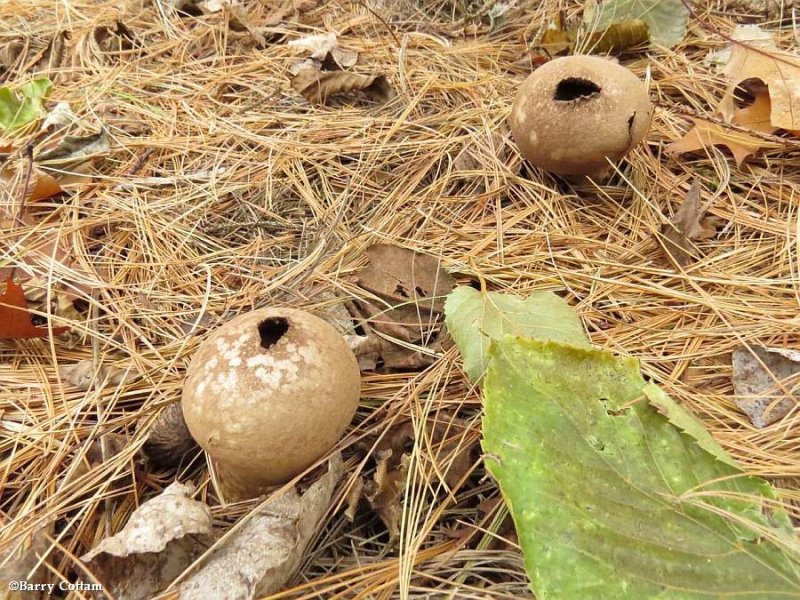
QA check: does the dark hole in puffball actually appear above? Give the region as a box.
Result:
[258,317,289,350]
[554,77,601,101]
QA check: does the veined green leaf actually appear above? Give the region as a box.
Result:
[483,337,800,599]
[444,286,589,383]
[0,78,52,131]
[585,0,688,47]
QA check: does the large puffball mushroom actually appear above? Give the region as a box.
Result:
[182,307,360,500]
[509,55,652,178]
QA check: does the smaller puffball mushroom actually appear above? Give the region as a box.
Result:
[182,308,360,500]
[509,55,652,179]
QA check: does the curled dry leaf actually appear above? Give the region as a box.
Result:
[60,359,138,390]
[659,179,719,267]
[179,454,343,599]
[732,346,800,427]
[37,129,111,166]
[40,101,75,130]
[263,0,319,26]
[291,67,394,105]
[82,482,213,600]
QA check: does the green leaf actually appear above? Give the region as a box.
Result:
[0,78,52,131]
[444,286,589,383]
[642,382,739,469]
[586,0,688,47]
[484,337,800,599]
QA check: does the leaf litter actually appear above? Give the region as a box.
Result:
[658,178,719,267]
[732,346,800,427]
[347,244,456,370]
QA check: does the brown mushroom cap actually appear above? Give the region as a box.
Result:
[509,55,652,177]
[182,307,360,500]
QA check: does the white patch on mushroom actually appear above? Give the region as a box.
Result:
[528,130,538,145]
[297,345,320,364]
[513,106,527,126]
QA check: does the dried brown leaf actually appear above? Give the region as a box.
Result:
[354,417,476,536]
[732,346,800,427]
[359,245,456,312]
[659,179,717,267]
[664,117,772,167]
[719,38,800,130]
[291,67,394,105]
[60,360,138,390]
[179,454,343,598]
[82,482,213,600]
[288,32,358,68]
[585,19,650,54]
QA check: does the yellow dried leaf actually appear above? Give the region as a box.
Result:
[733,81,778,134]
[720,41,800,131]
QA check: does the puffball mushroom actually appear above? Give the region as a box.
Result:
[509,55,652,178]
[182,307,360,500]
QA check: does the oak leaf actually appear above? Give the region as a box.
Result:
[719,40,800,131]
[664,117,774,166]
[0,277,69,339]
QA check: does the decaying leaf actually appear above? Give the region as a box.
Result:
[139,402,199,468]
[40,101,75,130]
[718,33,800,131]
[0,164,62,203]
[0,521,53,599]
[291,66,394,104]
[585,0,688,47]
[659,179,718,267]
[349,417,477,536]
[0,277,69,339]
[225,4,270,46]
[732,346,800,427]
[179,454,343,599]
[0,40,25,73]
[37,130,111,165]
[359,245,456,313]
[444,286,589,383]
[82,482,213,600]
[540,18,648,55]
[344,334,382,371]
[0,78,51,131]
[348,245,456,370]
[60,360,138,390]
[664,117,774,166]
